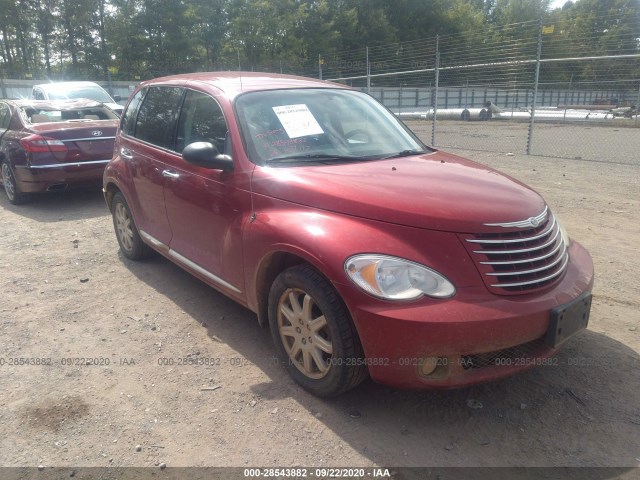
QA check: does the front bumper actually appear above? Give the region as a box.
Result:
[337,241,594,389]
[14,161,109,193]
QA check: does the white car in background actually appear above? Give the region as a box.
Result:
[31,81,124,116]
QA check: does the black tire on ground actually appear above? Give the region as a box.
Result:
[111,191,153,260]
[268,264,368,397]
[1,161,29,205]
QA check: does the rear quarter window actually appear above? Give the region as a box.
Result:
[0,103,10,129]
[121,88,146,136]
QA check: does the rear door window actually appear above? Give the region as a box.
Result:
[133,87,184,150]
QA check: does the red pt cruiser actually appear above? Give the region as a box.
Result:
[103,73,594,396]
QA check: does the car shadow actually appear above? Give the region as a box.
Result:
[0,186,107,222]
[123,254,640,471]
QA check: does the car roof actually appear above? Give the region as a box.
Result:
[140,72,350,99]
[34,81,104,91]
[8,98,106,110]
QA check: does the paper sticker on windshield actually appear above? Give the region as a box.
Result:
[272,104,324,139]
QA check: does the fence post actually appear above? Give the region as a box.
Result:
[318,54,322,80]
[564,73,573,120]
[636,84,640,127]
[431,35,440,146]
[366,47,371,93]
[527,19,543,155]
[465,79,469,109]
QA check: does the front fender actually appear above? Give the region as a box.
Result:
[242,196,480,320]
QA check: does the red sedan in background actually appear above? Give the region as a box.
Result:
[0,99,118,204]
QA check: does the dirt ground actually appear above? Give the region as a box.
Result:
[0,133,639,475]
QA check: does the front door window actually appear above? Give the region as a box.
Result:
[176,90,228,154]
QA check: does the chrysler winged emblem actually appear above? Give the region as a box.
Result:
[484,206,548,228]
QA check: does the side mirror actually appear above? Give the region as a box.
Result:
[113,95,122,102]
[182,142,233,171]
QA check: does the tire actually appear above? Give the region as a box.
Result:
[111,191,153,260]
[268,265,368,396]
[1,161,29,205]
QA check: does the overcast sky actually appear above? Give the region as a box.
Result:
[550,0,569,9]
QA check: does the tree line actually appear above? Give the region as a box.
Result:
[0,0,638,82]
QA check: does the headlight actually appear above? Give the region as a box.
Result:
[557,217,571,247]
[344,254,455,300]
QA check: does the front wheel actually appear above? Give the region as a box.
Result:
[268,265,367,396]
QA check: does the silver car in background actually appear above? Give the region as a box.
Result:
[31,81,124,116]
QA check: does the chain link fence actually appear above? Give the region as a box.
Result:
[321,18,640,164]
[3,15,638,163]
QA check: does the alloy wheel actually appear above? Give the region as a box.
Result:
[114,202,134,252]
[2,163,16,201]
[277,288,334,379]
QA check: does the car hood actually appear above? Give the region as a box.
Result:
[251,150,547,233]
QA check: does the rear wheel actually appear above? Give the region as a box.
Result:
[268,265,367,396]
[111,191,153,260]
[1,162,28,205]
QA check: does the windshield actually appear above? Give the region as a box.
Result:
[235,88,429,165]
[47,86,114,103]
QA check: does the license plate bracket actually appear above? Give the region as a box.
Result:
[545,292,592,349]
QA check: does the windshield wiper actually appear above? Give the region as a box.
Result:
[380,149,426,159]
[265,153,365,165]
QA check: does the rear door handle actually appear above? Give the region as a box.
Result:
[162,170,180,179]
[120,147,133,160]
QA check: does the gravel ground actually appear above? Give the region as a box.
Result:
[0,134,639,477]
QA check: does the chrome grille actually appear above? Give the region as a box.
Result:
[463,211,569,294]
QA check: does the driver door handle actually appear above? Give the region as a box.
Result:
[162,170,180,179]
[120,147,133,160]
